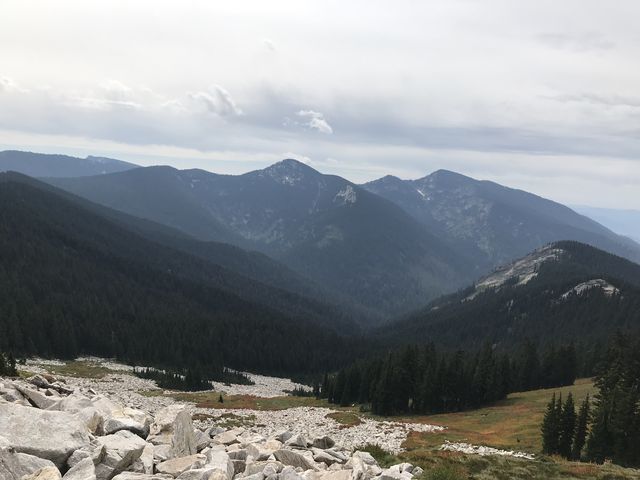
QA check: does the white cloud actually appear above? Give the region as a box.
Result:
[295,110,333,134]
[188,85,243,116]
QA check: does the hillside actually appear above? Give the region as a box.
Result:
[47,160,470,315]
[377,241,640,350]
[363,170,640,269]
[0,150,138,177]
[0,173,361,375]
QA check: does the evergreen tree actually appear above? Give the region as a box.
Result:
[558,393,577,459]
[572,394,590,460]
[542,393,560,455]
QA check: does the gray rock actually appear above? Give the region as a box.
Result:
[311,449,338,466]
[156,454,206,477]
[274,431,293,443]
[231,459,246,475]
[203,449,234,480]
[284,434,308,449]
[0,447,58,480]
[0,403,91,468]
[212,431,239,446]
[112,474,173,480]
[280,466,303,480]
[246,444,274,461]
[172,410,197,458]
[13,385,60,409]
[63,457,97,480]
[273,450,315,470]
[194,430,211,452]
[21,466,62,480]
[311,437,335,450]
[95,430,147,480]
[227,449,247,461]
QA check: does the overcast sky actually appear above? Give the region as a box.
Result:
[1,1,640,208]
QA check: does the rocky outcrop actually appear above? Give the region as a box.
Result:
[0,403,91,467]
[0,373,427,480]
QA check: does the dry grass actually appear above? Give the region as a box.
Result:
[326,411,362,428]
[401,378,595,454]
[41,360,118,379]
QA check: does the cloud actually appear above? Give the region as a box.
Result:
[549,93,640,108]
[295,110,333,134]
[536,32,615,53]
[263,38,276,52]
[0,76,26,93]
[188,85,243,116]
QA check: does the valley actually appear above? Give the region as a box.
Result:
[2,150,640,479]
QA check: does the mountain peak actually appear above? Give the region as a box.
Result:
[262,158,321,185]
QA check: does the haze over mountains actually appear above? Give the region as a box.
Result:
[2,149,640,319]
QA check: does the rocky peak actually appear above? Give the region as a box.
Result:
[262,159,321,186]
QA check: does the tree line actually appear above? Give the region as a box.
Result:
[320,341,578,415]
[542,334,640,467]
[0,351,17,376]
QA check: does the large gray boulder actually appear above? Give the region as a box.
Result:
[0,403,91,468]
[21,466,62,480]
[63,457,97,480]
[203,449,234,480]
[0,446,58,480]
[148,405,196,458]
[156,454,206,477]
[273,450,315,470]
[172,410,197,458]
[94,430,147,480]
[112,474,173,480]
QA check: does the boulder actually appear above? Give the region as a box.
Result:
[0,403,91,468]
[13,385,60,409]
[231,459,246,475]
[204,449,234,480]
[21,466,62,480]
[0,447,58,479]
[156,454,206,477]
[112,474,173,480]
[311,449,338,466]
[284,434,309,449]
[243,461,283,477]
[176,469,223,480]
[63,457,97,480]
[311,437,335,450]
[274,431,293,443]
[95,430,147,480]
[212,431,239,446]
[246,443,274,461]
[67,443,106,469]
[273,450,315,470]
[172,410,197,458]
[280,466,303,480]
[194,430,211,452]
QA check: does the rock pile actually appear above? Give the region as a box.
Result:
[0,375,425,480]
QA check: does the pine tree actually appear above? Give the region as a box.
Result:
[572,394,590,460]
[542,393,560,454]
[559,393,577,459]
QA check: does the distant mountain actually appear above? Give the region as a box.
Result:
[0,172,360,375]
[0,150,139,177]
[573,205,640,243]
[377,241,640,350]
[13,172,366,323]
[363,170,640,269]
[47,160,470,315]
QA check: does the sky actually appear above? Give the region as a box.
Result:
[1,1,640,209]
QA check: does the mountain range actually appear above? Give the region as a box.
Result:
[0,172,361,375]
[3,149,640,320]
[0,150,138,177]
